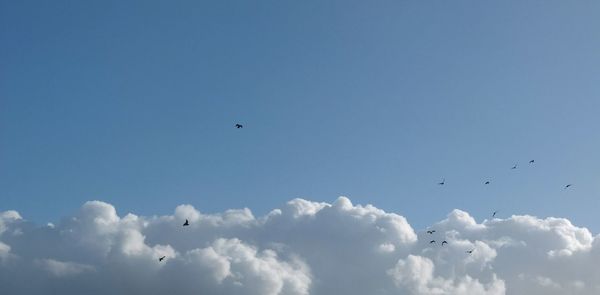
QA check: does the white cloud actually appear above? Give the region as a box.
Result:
[0,197,599,294]
[0,241,11,262]
[387,254,505,295]
[0,210,22,235]
[36,259,95,277]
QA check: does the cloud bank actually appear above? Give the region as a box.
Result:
[0,197,598,294]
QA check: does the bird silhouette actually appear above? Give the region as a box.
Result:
[565,184,573,189]
[529,160,535,164]
[484,181,490,185]
[427,230,436,234]
[159,256,166,262]
[429,240,436,244]
[442,241,448,246]
[235,124,243,128]
[466,249,474,254]
[438,178,445,185]
[183,219,190,226]
[492,211,498,218]
[511,164,517,169]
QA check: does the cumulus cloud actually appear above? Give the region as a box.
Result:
[0,197,599,294]
[36,259,95,277]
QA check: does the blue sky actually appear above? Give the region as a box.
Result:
[1,1,599,231]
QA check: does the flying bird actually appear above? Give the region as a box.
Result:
[183,219,190,226]
[466,249,474,254]
[442,241,448,246]
[159,256,166,262]
[565,184,573,189]
[438,178,445,185]
[511,164,517,170]
[427,230,436,234]
[492,211,498,218]
[484,181,490,185]
[235,124,243,129]
[529,160,535,164]
[429,240,436,244]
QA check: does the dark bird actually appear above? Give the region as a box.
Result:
[438,178,445,185]
[442,241,448,246]
[159,256,166,262]
[427,230,436,234]
[466,249,474,254]
[484,181,490,185]
[511,164,517,170]
[429,240,436,244]
[529,160,535,164]
[565,184,573,189]
[235,124,243,129]
[492,211,498,218]
[183,219,190,226]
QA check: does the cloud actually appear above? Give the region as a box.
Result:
[0,197,599,294]
[387,254,505,295]
[35,259,95,277]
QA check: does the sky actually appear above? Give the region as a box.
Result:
[2,0,600,233]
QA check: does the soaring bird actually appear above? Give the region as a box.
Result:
[565,184,573,189]
[511,164,517,170]
[235,124,243,129]
[529,160,535,164]
[484,181,490,185]
[159,256,166,262]
[442,241,448,246]
[466,249,474,254]
[427,230,436,234]
[429,240,436,244]
[492,211,498,218]
[438,178,445,185]
[183,219,190,226]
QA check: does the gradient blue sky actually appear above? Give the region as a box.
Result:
[1,1,599,231]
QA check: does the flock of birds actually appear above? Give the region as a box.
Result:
[426,230,448,246]
[436,159,573,189]
[430,158,574,255]
[156,123,574,260]
[425,229,471,253]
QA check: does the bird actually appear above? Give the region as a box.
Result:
[159,256,166,262]
[235,124,243,128]
[484,181,490,185]
[492,211,498,218]
[183,219,190,226]
[565,184,573,189]
[429,240,436,244]
[442,241,448,246]
[511,164,517,169]
[529,160,535,164]
[438,178,445,185]
[427,230,436,234]
[466,249,474,254]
